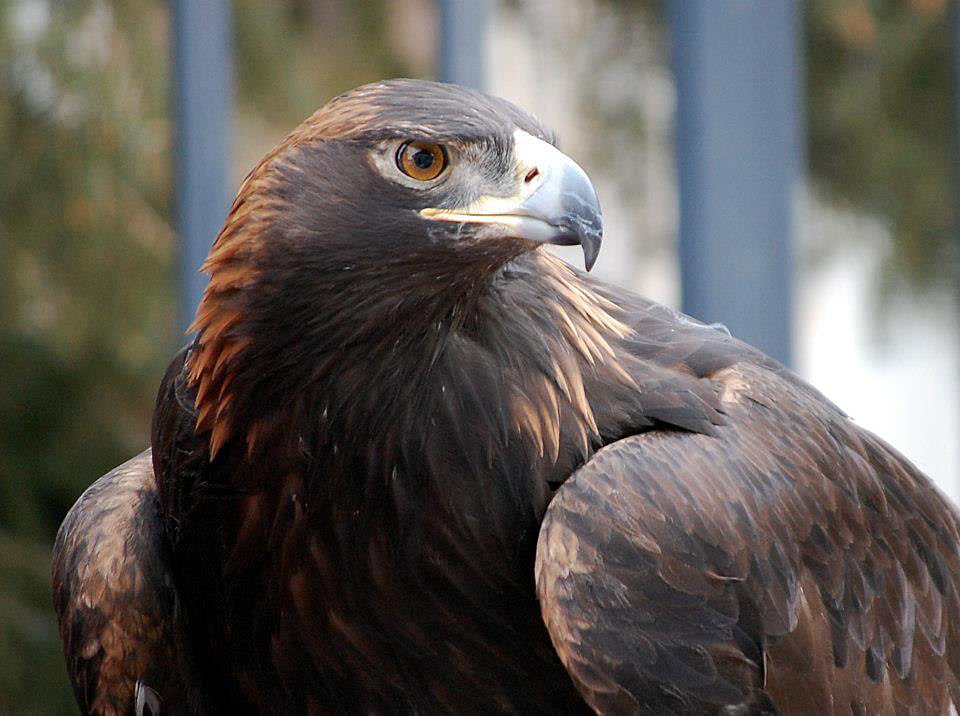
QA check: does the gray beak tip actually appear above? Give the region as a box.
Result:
[548,161,602,272]
[527,162,603,271]
[582,232,601,271]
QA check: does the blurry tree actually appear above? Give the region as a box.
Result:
[805,0,955,293]
[1,1,174,711]
[0,0,405,712]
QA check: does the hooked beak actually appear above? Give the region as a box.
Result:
[419,129,603,271]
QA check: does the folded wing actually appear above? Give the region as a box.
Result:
[536,362,960,715]
[51,450,206,715]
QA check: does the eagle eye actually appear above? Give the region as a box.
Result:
[396,141,448,181]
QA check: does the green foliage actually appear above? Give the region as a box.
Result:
[234,0,404,124]
[1,0,174,710]
[806,0,955,291]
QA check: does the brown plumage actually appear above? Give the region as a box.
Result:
[52,79,960,714]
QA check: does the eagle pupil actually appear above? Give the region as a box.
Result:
[413,150,434,170]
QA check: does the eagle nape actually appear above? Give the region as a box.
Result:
[51,78,960,715]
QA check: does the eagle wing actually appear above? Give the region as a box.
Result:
[536,361,960,714]
[51,449,206,715]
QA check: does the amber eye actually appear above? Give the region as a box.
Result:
[396,141,448,181]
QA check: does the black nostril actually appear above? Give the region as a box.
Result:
[524,167,540,183]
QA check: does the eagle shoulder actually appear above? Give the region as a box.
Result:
[536,361,960,714]
[51,449,207,714]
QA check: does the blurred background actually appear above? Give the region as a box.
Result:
[1,0,957,711]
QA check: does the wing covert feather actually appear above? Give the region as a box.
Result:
[536,363,960,715]
[51,450,206,715]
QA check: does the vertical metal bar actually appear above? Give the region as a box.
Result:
[668,1,801,366]
[438,0,490,90]
[172,0,232,331]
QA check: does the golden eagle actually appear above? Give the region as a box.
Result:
[53,80,960,714]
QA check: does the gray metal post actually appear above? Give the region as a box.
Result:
[668,1,800,366]
[438,0,490,90]
[172,0,232,331]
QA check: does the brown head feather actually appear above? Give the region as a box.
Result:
[186,80,559,457]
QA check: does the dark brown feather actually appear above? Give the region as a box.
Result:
[536,361,960,714]
[51,450,208,715]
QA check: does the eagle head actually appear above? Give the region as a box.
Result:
[273,78,602,271]
[187,79,603,456]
